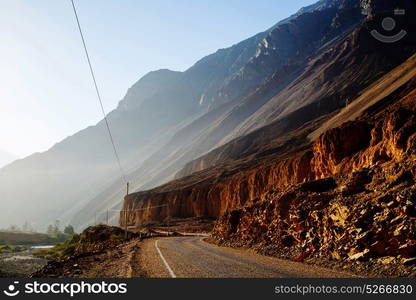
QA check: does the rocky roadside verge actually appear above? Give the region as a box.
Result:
[31,225,144,278]
[210,163,416,277]
[153,217,215,234]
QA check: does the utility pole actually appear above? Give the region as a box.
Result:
[106,209,109,225]
[94,212,97,226]
[167,203,170,237]
[124,210,128,240]
[124,182,129,239]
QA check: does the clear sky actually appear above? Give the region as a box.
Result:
[0,0,317,158]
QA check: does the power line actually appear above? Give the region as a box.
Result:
[70,0,127,185]
[110,204,169,212]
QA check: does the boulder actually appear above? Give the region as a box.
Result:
[348,249,371,262]
[398,243,416,258]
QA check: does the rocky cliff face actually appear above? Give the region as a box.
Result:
[121,53,416,273]
[117,0,416,274]
[121,0,416,229]
[121,149,314,226]
[0,149,17,169]
[117,3,416,277]
[76,0,369,230]
[175,24,416,179]
[121,84,416,229]
[313,107,416,178]
[212,94,416,267]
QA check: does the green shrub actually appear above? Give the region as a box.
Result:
[33,234,79,261]
[0,245,27,254]
[11,245,28,252]
[0,245,11,253]
[109,233,123,241]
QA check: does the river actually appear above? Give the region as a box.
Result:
[0,246,49,277]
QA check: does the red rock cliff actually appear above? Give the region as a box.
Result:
[120,150,314,227]
[212,93,416,265]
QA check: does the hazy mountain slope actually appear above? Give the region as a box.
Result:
[151,0,367,180]
[2,0,402,231]
[0,149,17,169]
[137,0,365,185]
[176,0,416,177]
[178,45,416,179]
[70,0,365,229]
[122,48,416,233]
[1,1,340,230]
[121,0,416,228]
[0,66,225,230]
[0,69,200,230]
[309,55,416,141]
[0,65,226,229]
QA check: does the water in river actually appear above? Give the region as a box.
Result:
[0,247,48,277]
[31,245,54,249]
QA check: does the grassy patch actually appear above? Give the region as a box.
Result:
[109,233,124,241]
[33,225,131,262]
[0,245,28,254]
[33,234,80,261]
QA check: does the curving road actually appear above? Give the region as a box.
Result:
[138,236,355,278]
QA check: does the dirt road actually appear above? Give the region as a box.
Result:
[138,236,355,278]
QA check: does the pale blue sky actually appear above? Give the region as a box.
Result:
[0,0,316,158]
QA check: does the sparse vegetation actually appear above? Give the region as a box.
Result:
[0,244,28,254]
[45,220,75,243]
[33,225,131,266]
[64,225,75,235]
[0,221,76,246]
[33,234,80,261]
[0,231,52,246]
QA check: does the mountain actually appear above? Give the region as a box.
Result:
[120,1,416,258]
[72,0,371,229]
[119,0,416,269]
[1,0,415,236]
[0,149,17,169]
[0,0,342,230]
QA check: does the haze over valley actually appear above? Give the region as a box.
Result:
[1,0,416,280]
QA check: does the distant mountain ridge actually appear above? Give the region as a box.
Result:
[71,0,368,229]
[119,0,416,260]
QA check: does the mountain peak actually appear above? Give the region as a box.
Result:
[360,0,416,19]
[118,69,183,110]
[0,149,17,168]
